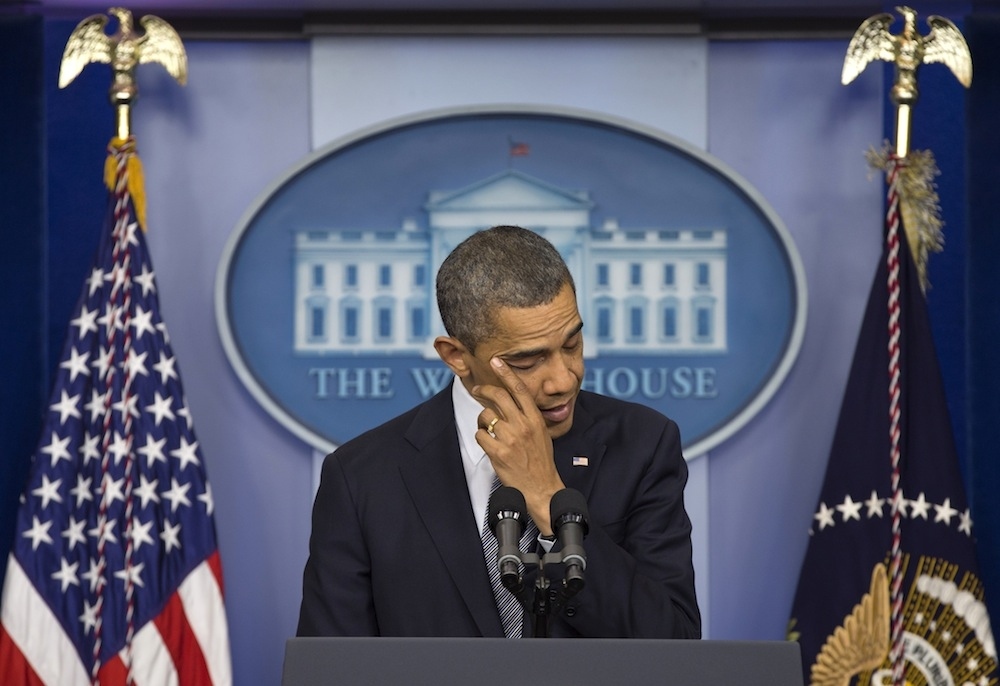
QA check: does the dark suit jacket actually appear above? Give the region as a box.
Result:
[297,384,701,639]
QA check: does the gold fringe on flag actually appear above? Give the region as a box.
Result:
[866,144,944,293]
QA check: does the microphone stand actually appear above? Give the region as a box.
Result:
[504,548,584,638]
[530,570,550,639]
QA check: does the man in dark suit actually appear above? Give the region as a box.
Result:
[297,225,700,639]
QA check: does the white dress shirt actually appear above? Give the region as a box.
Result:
[452,377,497,533]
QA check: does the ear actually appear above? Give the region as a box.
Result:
[433,336,471,378]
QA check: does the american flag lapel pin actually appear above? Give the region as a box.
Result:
[572,456,589,467]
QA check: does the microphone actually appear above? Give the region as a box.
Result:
[550,488,589,594]
[488,486,528,591]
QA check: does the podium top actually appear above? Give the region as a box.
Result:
[282,637,804,686]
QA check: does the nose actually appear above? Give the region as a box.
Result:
[542,350,579,397]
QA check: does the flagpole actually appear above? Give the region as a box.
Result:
[790,13,986,686]
[842,7,972,685]
[57,8,188,684]
[0,8,231,685]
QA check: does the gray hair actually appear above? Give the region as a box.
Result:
[436,225,575,351]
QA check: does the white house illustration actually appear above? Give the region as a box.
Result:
[293,169,727,357]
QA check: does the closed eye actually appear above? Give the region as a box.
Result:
[506,356,541,371]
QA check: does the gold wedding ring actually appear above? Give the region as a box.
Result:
[486,417,499,438]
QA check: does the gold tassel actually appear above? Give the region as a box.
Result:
[104,136,148,232]
[866,144,944,293]
[127,153,147,232]
[104,137,121,192]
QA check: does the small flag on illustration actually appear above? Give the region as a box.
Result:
[508,138,530,157]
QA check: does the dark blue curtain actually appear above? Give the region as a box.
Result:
[967,10,1000,641]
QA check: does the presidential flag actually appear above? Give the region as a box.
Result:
[788,154,996,686]
[0,138,231,684]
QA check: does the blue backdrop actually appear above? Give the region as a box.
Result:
[2,11,997,686]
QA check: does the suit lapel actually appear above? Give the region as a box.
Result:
[397,388,504,637]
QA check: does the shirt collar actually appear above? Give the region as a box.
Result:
[452,375,488,470]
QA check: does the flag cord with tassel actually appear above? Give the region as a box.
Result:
[886,155,905,686]
[92,138,142,686]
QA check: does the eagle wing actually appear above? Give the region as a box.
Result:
[809,563,891,686]
[923,15,972,87]
[842,12,896,85]
[59,14,113,88]
[138,15,188,85]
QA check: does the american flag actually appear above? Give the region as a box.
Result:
[508,138,530,157]
[0,138,231,685]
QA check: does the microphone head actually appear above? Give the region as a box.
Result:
[487,486,527,536]
[550,488,590,535]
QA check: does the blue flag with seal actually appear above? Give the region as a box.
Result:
[788,153,996,686]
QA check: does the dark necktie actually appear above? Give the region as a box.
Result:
[482,475,538,638]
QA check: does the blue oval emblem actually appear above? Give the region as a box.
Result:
[216,107,806,457]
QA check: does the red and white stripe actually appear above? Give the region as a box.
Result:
[0,552,231,686]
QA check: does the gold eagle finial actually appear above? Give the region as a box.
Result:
[842,6,972,97]
[842,6,971,158]
[59,7,187,139]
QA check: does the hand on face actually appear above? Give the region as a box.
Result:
[473,356,567,536]
[433,283,584,534]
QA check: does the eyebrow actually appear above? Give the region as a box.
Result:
[501,321,584,361]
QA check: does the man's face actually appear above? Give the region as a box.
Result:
[460,283,584,439]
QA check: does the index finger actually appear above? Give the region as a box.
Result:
[488,356,535,413]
